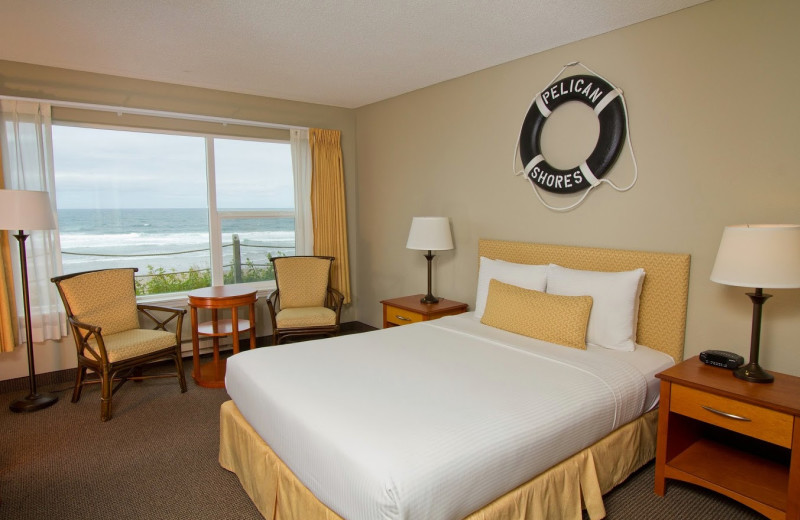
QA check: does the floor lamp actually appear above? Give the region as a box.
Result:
[406,217,454,304]
[0,189,59,412]
[710,224,800,383]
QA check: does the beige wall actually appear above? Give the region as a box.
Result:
[0,61,359,381]
[354,0,800,375]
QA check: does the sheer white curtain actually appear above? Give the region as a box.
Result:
[290,128,313,255]
[0,100,66,343]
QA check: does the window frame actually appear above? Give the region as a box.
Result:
[52,121,296,301]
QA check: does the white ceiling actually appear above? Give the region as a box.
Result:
[0,0,705,109]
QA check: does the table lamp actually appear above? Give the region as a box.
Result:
[406,217,453,304]
[0,189,59,411]
[710,224,800,383]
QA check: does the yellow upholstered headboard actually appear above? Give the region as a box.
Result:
[478,239,691,363]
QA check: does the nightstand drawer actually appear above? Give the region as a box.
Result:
[670,384,794,448]
[385,305,422,326]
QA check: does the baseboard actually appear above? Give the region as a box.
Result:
[0,321,377,396]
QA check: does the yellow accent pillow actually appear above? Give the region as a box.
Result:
[480,279,593,350]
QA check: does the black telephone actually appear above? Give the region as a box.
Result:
[699,350,745,370]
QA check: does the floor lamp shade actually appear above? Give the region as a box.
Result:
[406,217,453,304]
[710,224,800,383]
[0,189,58,412]
[0,190,56,231]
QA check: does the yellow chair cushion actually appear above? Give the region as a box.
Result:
[276,307,337,328]
[480,279,593,350]
[275,257,331,309]
[58,269,140,335]
[89,328,177,363]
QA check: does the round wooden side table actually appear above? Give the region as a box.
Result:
[188,286,257,388]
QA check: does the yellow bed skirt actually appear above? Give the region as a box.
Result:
[219,400,658,520]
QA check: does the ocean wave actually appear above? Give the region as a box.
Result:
[60,230,295,250]
[57,208,297,276]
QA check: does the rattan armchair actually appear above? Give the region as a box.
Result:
[51,268,187,421]
[267,256,344,345]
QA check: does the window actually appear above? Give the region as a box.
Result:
[52,125,295,297]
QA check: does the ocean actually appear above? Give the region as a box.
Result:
[57,208,296,278]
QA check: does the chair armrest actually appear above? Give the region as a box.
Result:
[67,316,102,334]
[66,316,107,362]
[327,287,344,308]
[266,290,280,328]
[267,289,280,308]
[327,287,344,322]
[137,303,187,315]
[137,304,186,335]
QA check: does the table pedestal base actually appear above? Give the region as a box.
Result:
[193,358,228,389]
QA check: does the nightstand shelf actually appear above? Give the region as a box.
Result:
[667,437,789,513]
[655,357,800,520]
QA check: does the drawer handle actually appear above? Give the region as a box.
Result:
[701,405,751,422]
[395,315,412,321]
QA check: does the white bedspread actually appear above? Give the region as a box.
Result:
[225,313,667,520]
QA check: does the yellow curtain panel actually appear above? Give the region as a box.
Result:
[309,128,351,304]
[0,146,20,352]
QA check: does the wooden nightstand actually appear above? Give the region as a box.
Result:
[654,356,800,519]
[380,295,468,328]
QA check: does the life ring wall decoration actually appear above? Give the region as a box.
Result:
[514,62,637,211]
[520,74,625,193]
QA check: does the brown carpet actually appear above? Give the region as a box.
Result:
[1,338,767,519]
[1,362,261,519]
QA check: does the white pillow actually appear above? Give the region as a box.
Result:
[545,264,645,351]
[474,257,547,319]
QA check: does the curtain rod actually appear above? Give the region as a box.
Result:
[0,94,308,132]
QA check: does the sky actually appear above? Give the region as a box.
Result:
[51,125,294,210]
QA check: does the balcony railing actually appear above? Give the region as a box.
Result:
[61,234,295,295]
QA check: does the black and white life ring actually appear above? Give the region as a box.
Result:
[519,74,626,194]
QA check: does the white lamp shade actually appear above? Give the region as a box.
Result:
[710,224,800,289]
[0,189,56,231]
[406,217,453,251]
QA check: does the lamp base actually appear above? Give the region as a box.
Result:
[10,392,58,413]
[420,294,440,304]
[733,362,774,383]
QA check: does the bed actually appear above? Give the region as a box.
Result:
[219,239,691,520]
